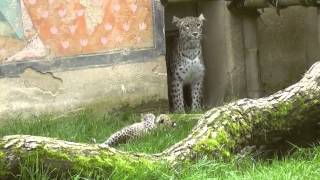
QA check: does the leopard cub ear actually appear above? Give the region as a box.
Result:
[198,13,206,21]
[172,16,181,26]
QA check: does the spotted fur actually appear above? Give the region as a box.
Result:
[99,114,176,147]
[170,14,206,112]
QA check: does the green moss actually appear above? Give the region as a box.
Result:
[193,128,233,159]
[0,151,8,177]
[259,95,316,130]
[193,95,320,159]
[0,142,8,176]
[14,145,168,179]
[216,128,229,144]
[71,152,162,177]
[194,137,219,153]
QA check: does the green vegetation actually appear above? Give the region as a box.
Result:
[15,148,171,180]
[7,145,320,180]
[0,109,320,179]
[176,147,320,180]
[0,109,196,153]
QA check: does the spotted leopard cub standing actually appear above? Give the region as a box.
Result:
[170,14,206,112]
[99,114,176,147]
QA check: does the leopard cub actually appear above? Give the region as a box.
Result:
[99,113,176,147]
[170,14,206,112]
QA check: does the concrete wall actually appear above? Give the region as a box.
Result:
[258,7,320,95]
[0,57,168,117]
[199,1,247,106]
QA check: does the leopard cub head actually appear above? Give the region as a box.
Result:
[156,114,177,128]
[172,14,205,40]
[141,113,156,124]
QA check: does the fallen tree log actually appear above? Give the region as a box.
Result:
[1,61,320,178]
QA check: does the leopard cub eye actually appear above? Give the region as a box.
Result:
[197,23,201,28]
[184,24,190,29]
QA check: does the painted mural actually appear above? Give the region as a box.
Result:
[0,0,154,63]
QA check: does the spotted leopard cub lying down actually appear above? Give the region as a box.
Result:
[99,114,176,148]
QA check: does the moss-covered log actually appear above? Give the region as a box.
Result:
[2,61,320,178]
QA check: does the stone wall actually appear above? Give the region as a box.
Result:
[258,7,320,95]
[0,57,168,117]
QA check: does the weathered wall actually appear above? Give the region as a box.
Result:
[258,7,320,95]
[199,1,247,106]
[0,0,168,117]
[0,57,168,117]
[198,3,267,104]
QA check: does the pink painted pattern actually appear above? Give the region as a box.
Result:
[23,0,154,57]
